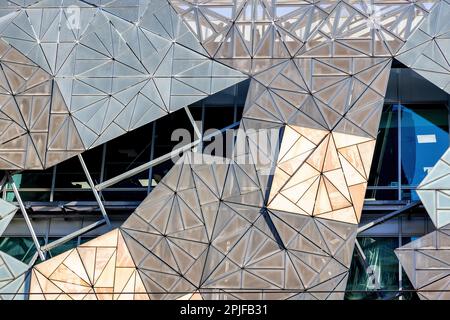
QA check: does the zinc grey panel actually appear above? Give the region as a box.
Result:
[417,147,450,229]
[396,0,450,94]
[0,38,84,170]
[0,0,247,169]
[171,0,431,75]
[0,199,17,237]
[120,152,357,300]
[396,225,450,300]
[0,252,29,300]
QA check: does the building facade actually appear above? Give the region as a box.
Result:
[0,0,449,300]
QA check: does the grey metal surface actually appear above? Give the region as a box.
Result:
[120,152,358,300]
[0,251,29,300]
[40,219,106,252]
[0,39,83,169]
[0,198,18,237]
[171,0,431,74]
[396,225,450,300]
[0,0,247,170]
[396,0,450,94]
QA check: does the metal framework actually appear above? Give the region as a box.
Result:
[7,173,45,261]
[95,121,240,191]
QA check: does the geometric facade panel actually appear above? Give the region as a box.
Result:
[417,148,450,229]
[120,153,358,300]
[30,229,149,300]
[0,252,29,300]
[246,56,390,225]
[395,1,450,300]
[0,199,18,237]
[0,38,84,169]
[268,126,374,224]
[171,0,433,75]
[396,0,450,94]
[0,0,247,169]
[395,225,450,300]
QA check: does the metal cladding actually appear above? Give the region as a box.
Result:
[397,145,450,299]
[396,0,450,95]
[29,229,149,300]
[0,251,29,300]
[417,148,450,229]
[0,199,28,300]
[0,198,18,237]
[243,58,389,225]
[7,0,450,300]
[395,225,450,300]
[170,0,431,74]
[120,152,358,300]
[403,0,450,230]
[0,0,247,169]
[0,38,83,169]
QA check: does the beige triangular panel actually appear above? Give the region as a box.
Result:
[30,229,145,300]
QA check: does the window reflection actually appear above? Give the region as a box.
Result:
[367,65,450,201]
[401,104,449,200]
[0,237,45,264]
[345,237,418,300]
[367,105,398,200]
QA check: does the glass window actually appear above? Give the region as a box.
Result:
[367,105,399,199]
[79,237,95,244]
[346,237,401,300]
[102,123,153,189]
[150,109,194,190]
[399,237,420,300]
[5,169,53,202]
[368,65,450,201]
[400,104,449,200]
[0,237,45,264]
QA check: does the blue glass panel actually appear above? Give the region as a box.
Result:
[400,104,449,200]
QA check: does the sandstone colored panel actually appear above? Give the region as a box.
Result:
[29,229,149,300]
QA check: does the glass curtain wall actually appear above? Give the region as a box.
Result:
[368,65,450,201]
[345,236,418,300]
